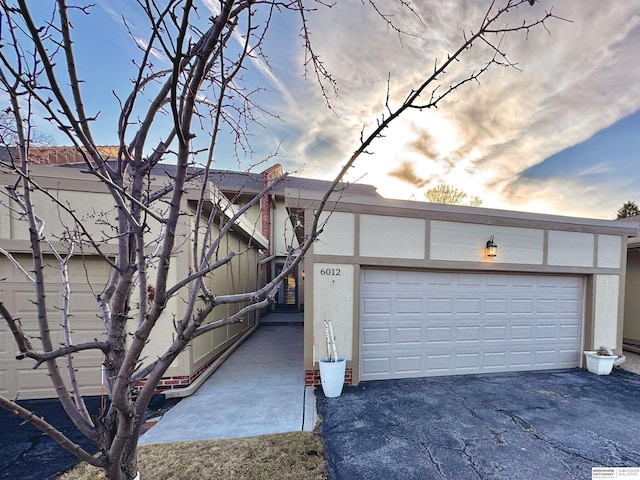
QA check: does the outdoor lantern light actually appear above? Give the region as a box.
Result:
[486,235,498,257]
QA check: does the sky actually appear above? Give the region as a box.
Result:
[20,0,640,220]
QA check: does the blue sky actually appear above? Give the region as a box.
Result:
[21,1,640,220]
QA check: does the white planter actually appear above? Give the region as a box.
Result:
[319,357,346,397]
[584,351,617,375]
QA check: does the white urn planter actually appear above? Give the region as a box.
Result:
[319,357,346,398]
[584,351,617,375]
[320,319,346,397]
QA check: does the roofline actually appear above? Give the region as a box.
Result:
[285,188,640,236]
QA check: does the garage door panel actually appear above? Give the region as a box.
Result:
[362,357,391,376]
[360,270,584,381]
[484,326,507,341]
[456,326,481,342]
[395,327,422,344]
[485,299,508,314]
[537,299,559,313]
[427,298,453,314]
[559,324,580,339]
[396,355,422,374]
[511,299,535,314]
[483,352,508,368]
[427,273,454,286]
[362,327,391,346]
[426,354,452,373]
[396,298,423,314]
[425,326,452,343]
[362,297,391,315]
[397,271,425,285]
[362,269,392,285]
[456,298,482,314]
[561,299,581,314]
[536,325,558,339]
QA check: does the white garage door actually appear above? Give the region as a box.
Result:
[360,269,584,381]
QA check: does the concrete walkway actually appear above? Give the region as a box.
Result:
[139,314,316,445]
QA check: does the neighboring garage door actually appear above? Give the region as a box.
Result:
[360,269,584,381]
[0,255,110,399]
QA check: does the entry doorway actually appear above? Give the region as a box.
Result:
[275,263,298,311]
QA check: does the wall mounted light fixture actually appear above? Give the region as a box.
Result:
[486,235,498,257]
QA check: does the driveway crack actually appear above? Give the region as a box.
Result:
[462,439,487,480]
[497,408,601,476]
[417,440,446,479]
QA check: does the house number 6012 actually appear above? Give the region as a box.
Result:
[320,268,341,276]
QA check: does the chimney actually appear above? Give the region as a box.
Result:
[260,164,284,245]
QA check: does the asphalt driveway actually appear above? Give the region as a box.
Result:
[317,369,640,480]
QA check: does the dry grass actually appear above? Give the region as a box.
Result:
[59,431,328,480]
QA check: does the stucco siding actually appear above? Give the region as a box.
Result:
[548,231,594,267]
[593,274,620,348]
[312,263,354,362]
[430,221,543,264]
[624,249,640,342]
[273,202,298,255]
[7,190,116,242]
[313,212,355,256]
[360,215,425,259]
[597,234,622,269]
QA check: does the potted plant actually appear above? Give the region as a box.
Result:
[584,346,624,375]
[319,319,346,397]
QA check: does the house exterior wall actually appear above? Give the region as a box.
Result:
[0,165,267,399]
[272,200,298,256]
[430,221,544,264]
[287,191,636,385]
[624,248,640,343]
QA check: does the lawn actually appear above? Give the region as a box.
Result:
[59,431,328,480]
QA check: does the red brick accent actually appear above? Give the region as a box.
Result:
[260,164,283,243]
[305,368,353,387]
[135,356,219,394]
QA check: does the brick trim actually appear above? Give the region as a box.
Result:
[135,356,218,394]
[305,368,353,387]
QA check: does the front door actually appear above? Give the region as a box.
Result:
[275,263,298,310]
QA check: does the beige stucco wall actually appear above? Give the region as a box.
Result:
[430,221,543,264]
[312,263,354,362]
[313,212,355,256]
[597,234,622,268]
[624,248,640,342]
[130,257,183,377]
[2,189,116,242]
[592,275,620,348]
[184,216,263,375]
[273,201,298,256]
[547,231,594,267]
[360,215,425,259]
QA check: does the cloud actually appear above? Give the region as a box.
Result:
[134,37,166,62]
[408,131,440,161]
[388,161,430,189]
[190,1,640,219]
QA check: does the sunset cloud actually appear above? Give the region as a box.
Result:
[266,1,640,219]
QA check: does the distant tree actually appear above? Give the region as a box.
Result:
[0,110,52,146]
[617,201,640,219]
[425,184,483,207]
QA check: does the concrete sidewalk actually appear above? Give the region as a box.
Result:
[139,317,316,445]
